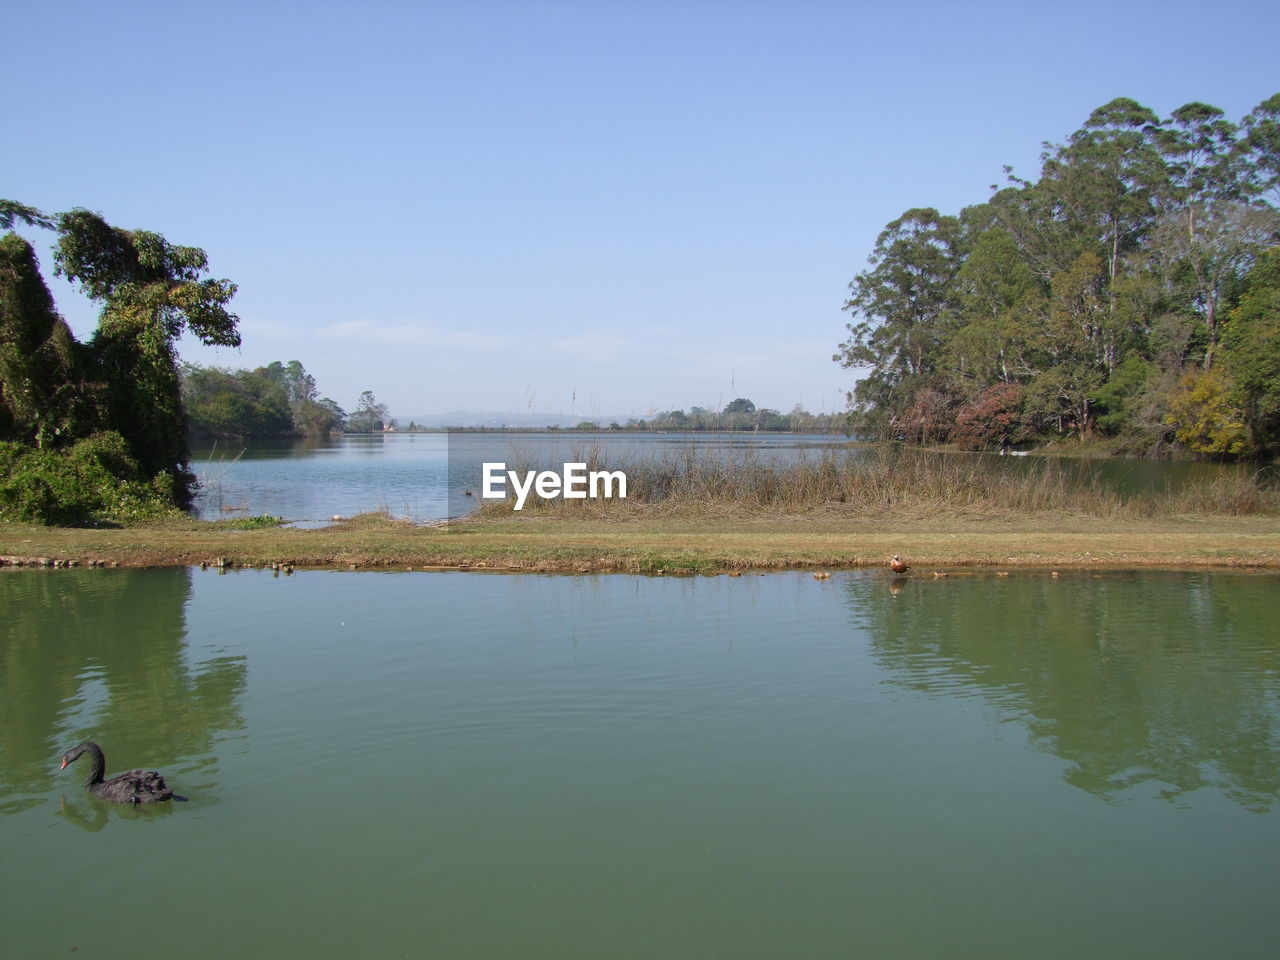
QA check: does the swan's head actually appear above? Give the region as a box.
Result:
[59,742,92,770]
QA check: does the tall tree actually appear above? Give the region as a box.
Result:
[348,390,389,433]
[1220,246,1280,452]
[1147,102,1279,368]
[1239,94,1280,205]
[1147,202,1280,368]
[836,208,964,434]
[1157,102,1242,208]
[52,209,239,504]
[1040,251,1111,435]
[1037,98,1167,291]
[947,222,1045,386]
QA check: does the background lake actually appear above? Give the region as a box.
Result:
[2,567,1277,958]
[189,432,1257,523]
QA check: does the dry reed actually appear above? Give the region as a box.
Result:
[479,445,1280,521]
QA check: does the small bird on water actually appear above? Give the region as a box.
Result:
[889,555,910,575]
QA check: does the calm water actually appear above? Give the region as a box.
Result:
[190,432,853,522]
[189,432,1253,523]
[2,568,1278,958]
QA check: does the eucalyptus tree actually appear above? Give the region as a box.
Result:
[261,359,319,409]
[1148,202,1279,369]
[1036,98,1168,291]
[1220,247,1280,452]
[946,221,1046,387]
[1239,94,1280,206]
[834,94,1280,455]
[1042,251,1112,435]
[348,390,389,432]
[987,174,1082,285]
[1147,101,1280,369]
[257,359,343,434]
[979,101,1168,425]
[836,208,964,435]
[1157,101,1243,208]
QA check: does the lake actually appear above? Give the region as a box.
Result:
[2,566,1277,958]
[189,432,1255,523]
[190,432,849,522]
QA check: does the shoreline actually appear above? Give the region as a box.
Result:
[3,512,1279,574]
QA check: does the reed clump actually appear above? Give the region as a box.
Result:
[479,446,1280,521]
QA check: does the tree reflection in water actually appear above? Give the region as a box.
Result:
[56,793,182,832]
[0,568,246,810]
[845,570,1280,811]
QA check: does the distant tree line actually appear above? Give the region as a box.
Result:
[182,363,396,438]
[836,94,1280,458]
[1,200,238,521]
[583,399,851,433]
[182,360,345,437]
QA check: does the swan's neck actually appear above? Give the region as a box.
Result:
[80,744,106,786]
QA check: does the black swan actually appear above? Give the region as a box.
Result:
[59,742,188,804]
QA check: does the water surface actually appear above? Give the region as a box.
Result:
[2,568,1277,958]
[189,432,1256,523]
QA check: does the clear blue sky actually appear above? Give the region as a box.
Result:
[6,0,1278,422]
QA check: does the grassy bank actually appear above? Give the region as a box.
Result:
[3,510,1279,573]
[3,448,1278,574]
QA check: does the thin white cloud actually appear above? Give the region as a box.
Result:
[551,331,631,360]
[317,319,516,351]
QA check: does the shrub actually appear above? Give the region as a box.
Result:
[898,387,957,444]
[1163,370,1251,457]
[952,383,1033,450]
[0,432,181,525]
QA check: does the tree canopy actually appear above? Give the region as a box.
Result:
[347,390,389,433]
[1,201,240,518]
[837,94,1280,458]
[181,360,347,438]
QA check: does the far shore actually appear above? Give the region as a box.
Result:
[3,511,1279,574]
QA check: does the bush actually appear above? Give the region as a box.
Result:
[898,387,958,445]
[1163,370,1251,457]
[952,383,1033,450]
[0,432,181,525]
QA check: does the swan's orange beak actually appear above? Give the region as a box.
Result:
[59,759,68,770]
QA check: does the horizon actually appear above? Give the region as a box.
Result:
[6,1,1279,417]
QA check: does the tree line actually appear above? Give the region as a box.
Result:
[180,362,390,437]
[836,94,1280,457]
[183,361,334,437]
[597,398,849,433]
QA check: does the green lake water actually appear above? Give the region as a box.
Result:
[2,567,1278,958]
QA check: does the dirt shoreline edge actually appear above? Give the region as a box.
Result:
[4,512,1279,574]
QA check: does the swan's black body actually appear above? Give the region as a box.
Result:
[59,742,187,804]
